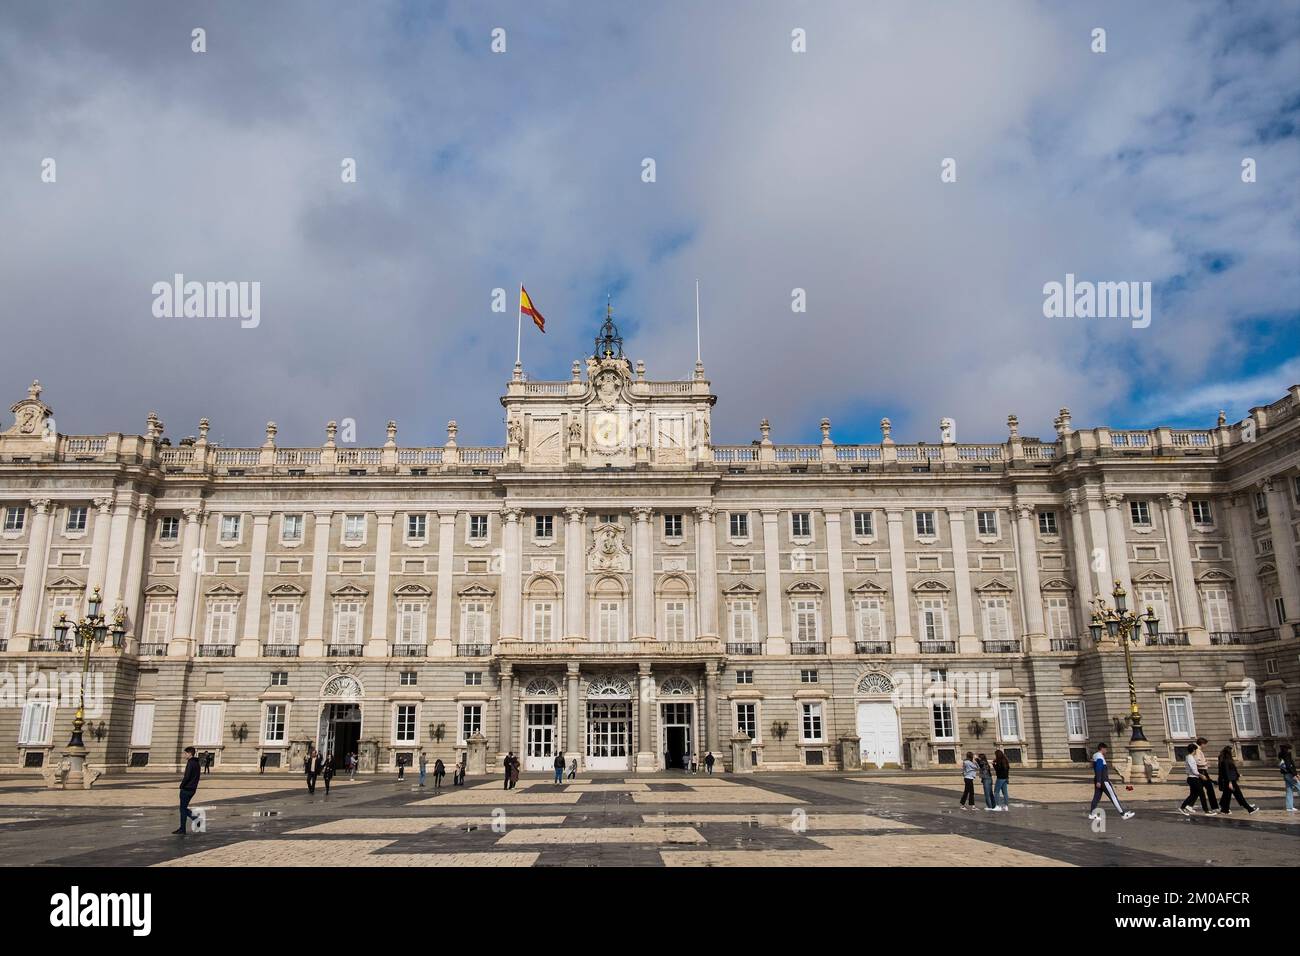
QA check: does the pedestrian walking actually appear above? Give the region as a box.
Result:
[509,753,521,789]
[258,753,267,775]
[993,749,1010,811]
[553,751,566,784]
[348,752,357,779]
[434,758,446,791]
[419,752,428,788]
[504,751,516,790]
[1194,737,1219,812]
[1280,744,1300,812]
[322,752,335,795]
[567,757,577,780]
[454,757,466,786]
[397,753,406,781]
[306,748,322,794]
[705,751,715,775]
[1217,747,1258,814]
[203,751,213,775]
[1088,742,1135,820]
[960,752,977,809]
[172,746,201,836]
[977,753,995,810]
[1179,743,1208,814]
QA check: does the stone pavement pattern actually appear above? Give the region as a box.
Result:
[0,769,1295,867]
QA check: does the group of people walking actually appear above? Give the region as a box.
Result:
[303,749,335,795]
[959,750,1012,811]
[1178,737,1259,815]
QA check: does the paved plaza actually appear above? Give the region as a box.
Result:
[0,768,1296,867]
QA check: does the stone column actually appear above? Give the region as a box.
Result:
[237,513,270,658]
[1226,494,1267,630]
[84,497,114,606]
[635,661,655,771]
[1103,493,1134,606]
[566,663,581,766]
[632,506,654,641]
[120,499,152,644]
[1265,477,1300,636]
[695,507,719,640]
[169,507,204,656]
[824,509,851,653]
[1066,492,1094,640]
[101,495,135,611]
[432,511,456,655]
[948,507,979,653]
[11,498,53,651]
[703,662,720,754]
[498,665,514,760]
[886,508,915,653]
[500,508,522,642]
[1014,502,1047,649]
[302,511,332,658]
[1163,493,1207,644]
[366,511,394,657]
[1084,490,1112,599]
[761,509,788,653]
[564,507,586,640]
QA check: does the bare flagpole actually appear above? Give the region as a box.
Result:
[694,279,703,375]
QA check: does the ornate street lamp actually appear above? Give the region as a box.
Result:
[1089,581,1159,756]
[52,586,127,750]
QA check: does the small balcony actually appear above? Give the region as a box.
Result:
[264,644,299,657]
[456,643,491,657]
[1144,632,1189,647]
[919,641,956,654]
[198,643,235,658]
[31,638,71,653]
[854,641,892,655]
[791,641,826,655]
[328,644,364,657]
[726,642,761,655]
[1209,631,1248,646]
[392,644,426,657]
[137,643,168,656]
[1049,638,1080,652]
[981,640,1022,654]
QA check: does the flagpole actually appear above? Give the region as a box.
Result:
[695,279,701,365]
[516,283,523,369]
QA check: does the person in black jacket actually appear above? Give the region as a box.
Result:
[1217,747,1258,814]
[173,746,201,835]
[322,752,335,796]
[305,749,322,794]
[433,758,446,791]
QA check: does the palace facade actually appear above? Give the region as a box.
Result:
[2,314,1299,775]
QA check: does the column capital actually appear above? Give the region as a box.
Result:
[499,664,514,680]
[632,505,654,522]
[93,497,114,513]
[884,507,906,520]
[694,506,716,522]
[374,510,396,524]
[183,507,204,524]
[312,509,334,520]
[638,661,652,676]
[565,506,586,521]
[567,661,581,677]
[1066,490,1085,515]
[1014,502,1035,521]
[29,498,52,513]
[501,507,524,523]
[1103,492,1125,509]
[946,506,967,519]
[251,512,271,526]
[1164,492,1187,508]
[437,510,458,523]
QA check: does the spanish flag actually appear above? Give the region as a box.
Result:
[520,285,545,333]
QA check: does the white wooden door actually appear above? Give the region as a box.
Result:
[856,702,900,768]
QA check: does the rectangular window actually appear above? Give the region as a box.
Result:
[269,601,300,646]
[1201,588,1232,633]
[997,700,1021,741]
[976,510,998,536]
[468,514,488,540]
[853,511,874,537]
[158,515,180,541]
[1164,696,1193,739]
[47,594,78,640]
[930,668,948,685]
[407,514,427,541]
[735,669,753,686]
[1190,500,1213,527]
[598,514,619,526]
[1139,589,1172,633]
[460,704,483,745]
[263,704,286,744]
[464,671,483,686]
[534,514,553,540]
[729,512,749,539]
[281,514,304,542]
[1129,500,1151,527]
[791,512,811,538]
[399,671,417,686]
[1230,694,1260,738]
[4,507,26,533]
[397,601,427,645]
[800,669,819,684]
[145,600,174,645]
[982,598,1012,642]
[1266,694,1286,737]
[597,601,621,641]
[1045,597,1071,643]
[65,507,87,533]
[204,599,238,645]
[270,671,289,686]
[219,514,241,541]
[0,594,13,644]
[663,601,686,641]
[729,599,755,642]
[195,702,223,747]
[1065,699,1087,741]
[736,703,757,740]
[395,705,417,743]
[919,599,947,641]
[663,514,683,538]
[915,511,936,537]
[332,601,363,645]
[130,702,156,747]
[931,701,954,740]
[801,702,823,742]
[793,600,819,643]
[854,598,885,644]
[530,601,555,642]
[461,602,489,644]
[1254,492,1268,519]
[343,514,365,542]
[1038,511,1058,535]
[1276,596,1287,626]
[19,700,54,745]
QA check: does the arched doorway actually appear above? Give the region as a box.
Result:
[855,671,901,769]
[585,674,632,770]
[522,677,561,771]
[318,673,364,766]
[658,675,696,769]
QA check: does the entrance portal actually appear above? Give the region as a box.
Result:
[585,701,630,770]
[856,702,901,768]
[524,702,558,771]
[319,703,362,766]
[661,702,693,769]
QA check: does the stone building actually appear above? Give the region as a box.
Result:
[1,313,1298,775]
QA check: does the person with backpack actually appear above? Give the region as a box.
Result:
[1280,744,1300,812]
[992,749,1010,811]
[1216,747,1258,814]
[960,752,978,809]
[433,757,446,791]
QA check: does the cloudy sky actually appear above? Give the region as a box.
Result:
[1,0,1297,449]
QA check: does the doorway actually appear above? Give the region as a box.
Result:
[585,701,630,770]
[856,702,901,769]
[524,703,558,771]
[319,703,362,768]
[661,702,693,770]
